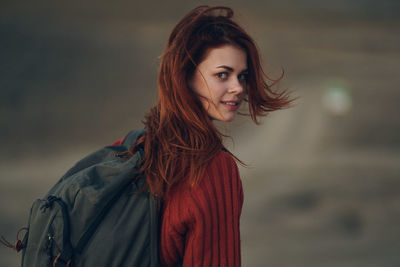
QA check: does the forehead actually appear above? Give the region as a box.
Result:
[199,45,247,70]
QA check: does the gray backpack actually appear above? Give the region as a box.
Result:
[6,129,160,267]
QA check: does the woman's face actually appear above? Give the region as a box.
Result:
[190,44,248,122]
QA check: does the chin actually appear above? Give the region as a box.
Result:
[209,110,237,122]
[215,115,236,122]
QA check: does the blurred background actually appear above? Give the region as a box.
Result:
[1,0,399,266]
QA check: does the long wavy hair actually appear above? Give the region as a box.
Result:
[130,6,292,199]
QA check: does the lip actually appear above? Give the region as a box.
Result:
[221,100,241,111]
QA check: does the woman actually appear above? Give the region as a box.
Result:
[113,5,291,267]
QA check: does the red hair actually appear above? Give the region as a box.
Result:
[131,6,293,199]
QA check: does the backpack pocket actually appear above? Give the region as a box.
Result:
[22,197,73,267]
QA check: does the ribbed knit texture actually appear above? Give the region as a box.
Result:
[111,138,244,266]
[160,150,243,267]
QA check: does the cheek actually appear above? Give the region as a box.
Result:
[207,82,225,101]
[190,78,212,109]
[191,74,208,97]
[190,73,224,106]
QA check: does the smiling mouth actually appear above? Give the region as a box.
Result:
[221,101,239,106]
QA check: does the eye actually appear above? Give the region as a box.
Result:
[238,73,248,82]
[216,72,228,80]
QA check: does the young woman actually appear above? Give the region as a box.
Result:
[113,5,291,267]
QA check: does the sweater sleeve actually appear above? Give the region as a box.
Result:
[160,151,244,267]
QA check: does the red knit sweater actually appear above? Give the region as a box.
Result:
[111,138,244,266]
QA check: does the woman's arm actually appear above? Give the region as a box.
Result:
[160,151,244,267]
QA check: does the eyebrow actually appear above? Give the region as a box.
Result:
[216,65,248,73]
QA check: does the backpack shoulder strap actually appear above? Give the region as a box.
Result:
[121,129,145,148]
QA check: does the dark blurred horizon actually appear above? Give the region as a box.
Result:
[1,1,400,266]
[1,0,399,156]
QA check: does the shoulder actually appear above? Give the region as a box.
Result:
[164,150,241,204]
[194,150,242,200]
[215,149,237,163]
[204,150,239,178]
[214,149,236,162]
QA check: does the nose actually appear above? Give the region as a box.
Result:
[228,78,245,95]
